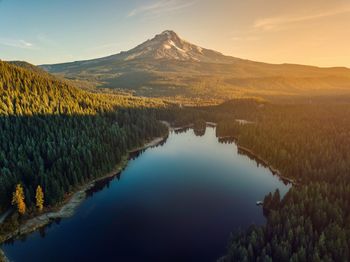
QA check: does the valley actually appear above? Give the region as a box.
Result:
[1,13,350,261]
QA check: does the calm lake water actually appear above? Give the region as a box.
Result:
[2,127,290,262]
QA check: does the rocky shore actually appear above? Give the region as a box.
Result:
[0,249,9,262]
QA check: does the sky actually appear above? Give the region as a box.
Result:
[1,0,350,67]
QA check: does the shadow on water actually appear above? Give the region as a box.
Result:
[2,125,291,262]
[86,172,122,198]
[4,217,62,244]
[88,135,169,199]
[3,134,170,246]
[212,124,291,186]
[237,146,292,186]
[129,136,168,160]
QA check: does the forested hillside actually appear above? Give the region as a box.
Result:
[3,58,350,260]
[0,61,164,115]
[159,99,350,261]
[215,102,350,261]
[0,61,167,220]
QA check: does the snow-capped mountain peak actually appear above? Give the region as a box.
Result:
[119,30,227,62]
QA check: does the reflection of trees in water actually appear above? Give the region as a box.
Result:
[237,147,265,168]
[39,226,47,238]
[86,173,121,198]
[38,218,62,239]
[129,149,145,160]
[217,137,235,144]
[237,147,290,186]
[87,136,169,198]
[129,136,168,160]
[193,128,206,137]
[4,217,62,244]
[193,119,206,137]
[174,127,190,134]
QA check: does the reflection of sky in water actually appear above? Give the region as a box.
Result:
[3,127,290,262]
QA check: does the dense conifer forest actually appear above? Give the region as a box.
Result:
[0,61,168,238]
[2,59,350,261]
[159,99,350,261]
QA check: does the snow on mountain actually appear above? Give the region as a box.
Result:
[103,30,233,63]
[40,30,350,99]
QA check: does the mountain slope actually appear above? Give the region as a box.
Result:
[0,60,167,216]
[0,61,164,115]
[40,30,350,99]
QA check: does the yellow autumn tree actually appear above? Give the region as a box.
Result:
[36,185,44,211]
[12,184,26,215]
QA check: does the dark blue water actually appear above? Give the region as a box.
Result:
[2,127,290,262]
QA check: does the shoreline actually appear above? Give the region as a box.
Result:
[0,249,9,262]
[237,144,297,186]
[214,122,296,186]
[128,136,167,154]
[167,120,295,186]
[166,120,295,186]
[0,120,296,260]
[0,210,12,226]
[0,128,170,247]
[212,121,296,186]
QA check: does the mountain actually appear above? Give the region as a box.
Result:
[119,30,230,62]
[43,30,236,66]
[40,30,350,99]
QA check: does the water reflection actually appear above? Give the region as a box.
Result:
[86,173,121,198]
[193,127,206,136]
[3,126,290,262]
[174,127,191,134]
[218,136,236,144]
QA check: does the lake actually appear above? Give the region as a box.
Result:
[2,126,290,262]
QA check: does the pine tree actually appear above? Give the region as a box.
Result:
[12,184,26,215]
[36,185,44,211]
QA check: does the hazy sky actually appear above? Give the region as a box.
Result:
[1,0,350,67]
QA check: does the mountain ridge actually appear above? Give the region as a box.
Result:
[40,30,350,99]
[40,30,349,69]
[41,30,241,68]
